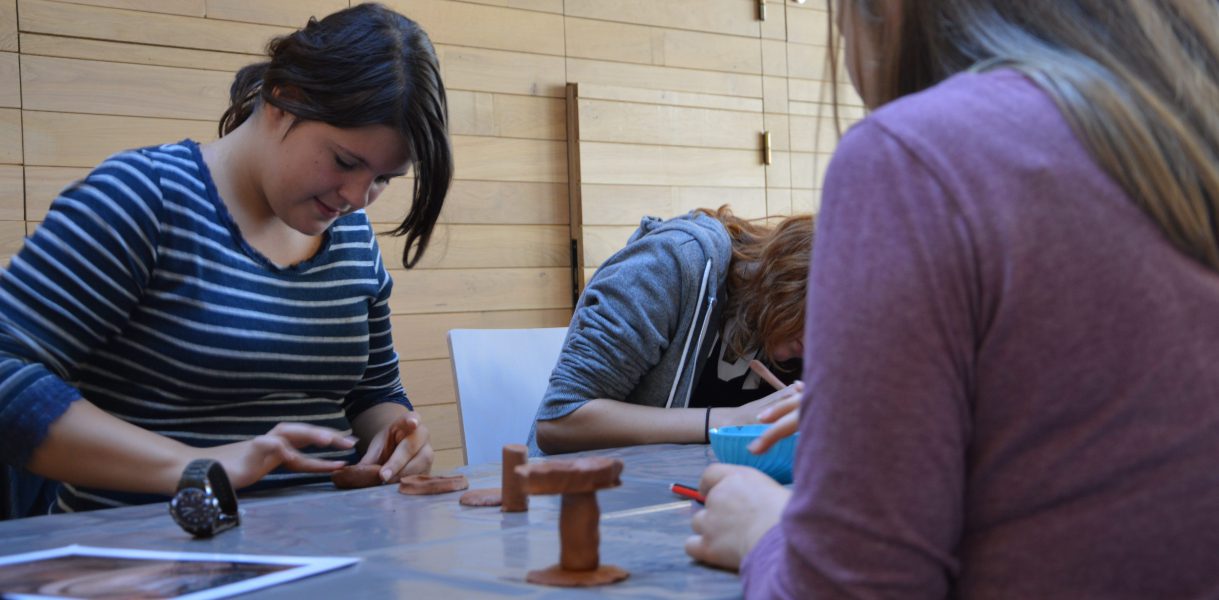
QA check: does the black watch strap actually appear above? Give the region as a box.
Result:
[180,459,239,518]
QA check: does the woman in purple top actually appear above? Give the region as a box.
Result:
[687,0,1219,597]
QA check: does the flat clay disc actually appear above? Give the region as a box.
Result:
[526,564,629,587]
[332,464,384,489]
[398,474,470,495]
[458,488,503,507]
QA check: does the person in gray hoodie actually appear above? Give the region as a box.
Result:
[531,206,814,455]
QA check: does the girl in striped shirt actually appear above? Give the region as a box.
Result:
[0,3,452,514]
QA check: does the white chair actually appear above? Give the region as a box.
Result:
[447,327,568,465]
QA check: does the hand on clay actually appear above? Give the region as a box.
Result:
[358,412,434,483]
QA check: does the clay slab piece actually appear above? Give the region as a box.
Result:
[398,474,470,495]
[458,488,502,507]
[526,564,629,587]
[515,457,623,495]
[331,464,384,489]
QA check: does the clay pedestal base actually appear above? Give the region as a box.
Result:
[526,564,629,587]
[458,488,502,507]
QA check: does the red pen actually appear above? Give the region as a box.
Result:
[670,482,706,504]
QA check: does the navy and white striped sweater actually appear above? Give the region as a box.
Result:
[0,140,411,512]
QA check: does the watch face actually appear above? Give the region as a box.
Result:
[171,488,219,535]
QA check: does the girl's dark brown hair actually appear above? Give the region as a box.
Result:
[829,0,1219,271]
[697,206,815,364]
[219,3,452,268]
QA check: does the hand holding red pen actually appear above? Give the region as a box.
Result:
[684,463,790,571]
[670,482,706,503]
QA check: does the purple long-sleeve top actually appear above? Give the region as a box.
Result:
[742,69,1219,598]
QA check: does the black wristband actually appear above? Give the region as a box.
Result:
[704,407,712,444]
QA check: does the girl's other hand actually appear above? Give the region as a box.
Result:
[713,381,803,431]
[748,390,803,455]
[205,423,356,490]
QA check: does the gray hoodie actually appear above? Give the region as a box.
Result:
[528,211,732,454]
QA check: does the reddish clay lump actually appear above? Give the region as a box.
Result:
[331,464,384,489]
[333,417,422,489]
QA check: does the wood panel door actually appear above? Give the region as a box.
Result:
[565,0,778,288]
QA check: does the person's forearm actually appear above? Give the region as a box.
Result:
[26,400,195,496]
[535,399,710,454]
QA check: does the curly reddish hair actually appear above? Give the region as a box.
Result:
[696,206,815,365]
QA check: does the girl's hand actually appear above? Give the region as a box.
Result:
[712,381,803,431]
[685,463,791,570]
[358,412,433,482]
[203,423,356,490]
[748,391,802,455]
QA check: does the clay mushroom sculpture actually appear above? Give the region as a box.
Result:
[515,457,629,587]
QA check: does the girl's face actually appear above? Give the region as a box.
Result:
[261,109,411,236]
[837,0,896,109]
[771,338,805,363]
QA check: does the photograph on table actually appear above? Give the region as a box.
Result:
[0,545,356,600]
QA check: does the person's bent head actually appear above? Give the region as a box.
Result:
[830,0,1219,271]
[219,3,453,267]
[699,206,815,368]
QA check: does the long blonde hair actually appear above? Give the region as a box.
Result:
[830,0,1219,269]
[697,206,815,364]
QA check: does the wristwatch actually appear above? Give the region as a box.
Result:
[169,459,240,538]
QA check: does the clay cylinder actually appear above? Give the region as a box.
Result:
[558,492,600,572]
[502,444,529,513]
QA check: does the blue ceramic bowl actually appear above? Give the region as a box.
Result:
[709,424,798,484]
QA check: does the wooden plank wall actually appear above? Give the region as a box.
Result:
[0,0,855,469]
[569,1,860,284]
[567,2,768,285]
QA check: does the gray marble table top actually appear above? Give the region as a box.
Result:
[0,444,743,599]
